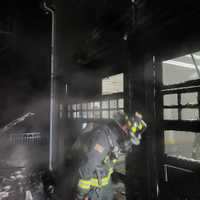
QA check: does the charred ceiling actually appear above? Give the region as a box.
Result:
[63,0,200,70]
[55,0,133,74]
[128,0,200,60]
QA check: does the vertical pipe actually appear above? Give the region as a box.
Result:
[43,2,55,171]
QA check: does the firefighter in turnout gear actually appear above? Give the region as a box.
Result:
[76,111,147,200]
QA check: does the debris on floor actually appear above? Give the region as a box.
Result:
[0,167,46,200]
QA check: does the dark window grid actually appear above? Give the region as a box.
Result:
[67,94,124,119]
[77,104,80,110]
[110,99,117,109]
[67,104,71,118]
[66,104,72,112]
[162,106,200,121]
[67,104,71,111]
[70,109,119,117]
[102,100,108,109]
[162,90,200,129]
[76,105,123,110]
[86,102,89,118]
[162,91,199,107]
[77,103,83,118]
[198,91,200,119]
[92,105,94,118]
[161,79,200,91]
[70,108,123,120]
[67,93,123,106]
[67,95,123,110]
[74,108,121,111]
[161,86,200,95]
[101,93,124,101]
[71,104,77,111]
[162,87,200,119]
[67,111,70,118]
[178,93,181,120]
[100,99,102,119]
[164,105,199,109]
[108,98,111,119]
[117,99,119,110]
[162,121,200,132]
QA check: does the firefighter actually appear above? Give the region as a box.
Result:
[75,111,147,200]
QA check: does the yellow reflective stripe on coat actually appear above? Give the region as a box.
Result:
[131,126,137,134]
[112,159,117,164]
[133,138,140,145]
[138,123,143,130]
[90,168,113,187]
[78,179,91,189]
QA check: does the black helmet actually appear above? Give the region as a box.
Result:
[113,111,127,126]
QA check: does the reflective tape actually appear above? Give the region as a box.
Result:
[103,155,109,164]
[78,168,113,189]
[78,179,91,189]
[131,126,137,133]
[131,137,140,145]
[138,123,143,130]
[90,168,113,187]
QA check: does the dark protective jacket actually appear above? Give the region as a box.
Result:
[76,122,128,199]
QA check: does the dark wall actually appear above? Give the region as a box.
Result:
[0,0,51,128]
[125,2,200,199]
[128,1,200,62]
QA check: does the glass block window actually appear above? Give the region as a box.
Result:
[118,99,124,108]
[102,101,108,109]
[102,111,109,119]
[67,93,124,120]
[110,100,117,109]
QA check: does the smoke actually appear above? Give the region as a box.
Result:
[23,95,50,135]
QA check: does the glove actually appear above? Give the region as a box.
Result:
[132,112,147,135]
[128,112,147,146]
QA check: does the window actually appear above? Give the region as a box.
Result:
[163,92,200,121]
[163,94,178,106]
[162,51,200,85]
[67,73,125,120]
[164,131,200,161]
[67,94,124,119]
[102,73,124,95]
[181,92,198,105]
[163,109,178,120]
[161,50,200,162]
